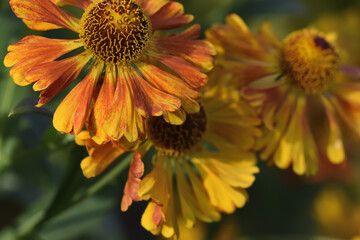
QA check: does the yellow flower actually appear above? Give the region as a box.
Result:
[75,69,261,238]
[207,14,360,175]
[4,0,215,142]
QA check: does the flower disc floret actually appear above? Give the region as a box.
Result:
[79,0,152,64]
[147,107,207,157]
[280,30,339,94]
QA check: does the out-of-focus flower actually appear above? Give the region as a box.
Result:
[207,13,360,175]
[313,186,360,239]
[4,0,215,143]
[76,69,261,238]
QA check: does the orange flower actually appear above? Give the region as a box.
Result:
[4,0,215,142]
[207,14,360,175]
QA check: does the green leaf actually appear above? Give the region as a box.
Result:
[8,97,54,118]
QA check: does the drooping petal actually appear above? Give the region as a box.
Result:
[126,67,181,117]
[149,1,193,30]
[182,160,221,222]
[153,53,209,89]
[80,143,124,178]
[102,67,145,142]
[273,96,319,175]
[10,0,80,32]
[136,62,200,116]
[26,53,91,106]
[121,152,145,211]
[4,36,83,86]
[321,96,346,164]
[192,157,249,214]
[89,65,117,143]
[154,27,216,72]
[53,62,104,135]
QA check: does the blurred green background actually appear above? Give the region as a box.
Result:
[1,0,360,239]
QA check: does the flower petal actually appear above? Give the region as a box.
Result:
[321,96,345,164]
[153,53,209,89]
[26,53,91,106]
[102,67,145,142]
[136,0,167,16]
[4,36,82,86]
[53,62,104,135]
[89,65,117,143]
[80,143,124,178]
[51,0,90,9]
[136,62,200,115]
[149,1,193,30]
[154,27,216,72]
[126,67,181,117]
[10,0,80,32]
[121,152,145,211]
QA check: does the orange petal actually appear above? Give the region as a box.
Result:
[153,53,208,89]
[102,67,145,142]
[136,0,168,16]
[121,152,145,211]
[89,65,117,144]
[26,54,91,106]
[149,1,193,30]
[136,62,200,114]
[51,0,90,9]
[4,36,82,86]
[53,62,104,135]
[10,0,79,32]
[126,67,181,117]
[154,32,216,72]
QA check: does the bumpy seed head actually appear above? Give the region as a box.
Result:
[80,0,152,64]
[280,29,339,94]
[147,108,207,157]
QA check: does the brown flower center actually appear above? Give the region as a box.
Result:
[280,30,339,94]
[80,0,152,64]
[147,108,207,157]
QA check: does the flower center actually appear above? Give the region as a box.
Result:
[147,108,207,157]
[79,0,152,64]
[280,30,339,94]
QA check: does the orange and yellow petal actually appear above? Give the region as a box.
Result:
[154,25,216,72]
[149,1,193,30]
[75,131,138,178]
[136,62,201,120]
[126,67,181,118]
[10,0,80,32]
[89,65,117,144]
[4,36,82,86]
[102,67,145,142]
[136,0,168,16]
[26,53,91,106]
[53,62,104,135]
[51,0,91,9]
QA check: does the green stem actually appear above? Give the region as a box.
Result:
[0,79,15,165]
